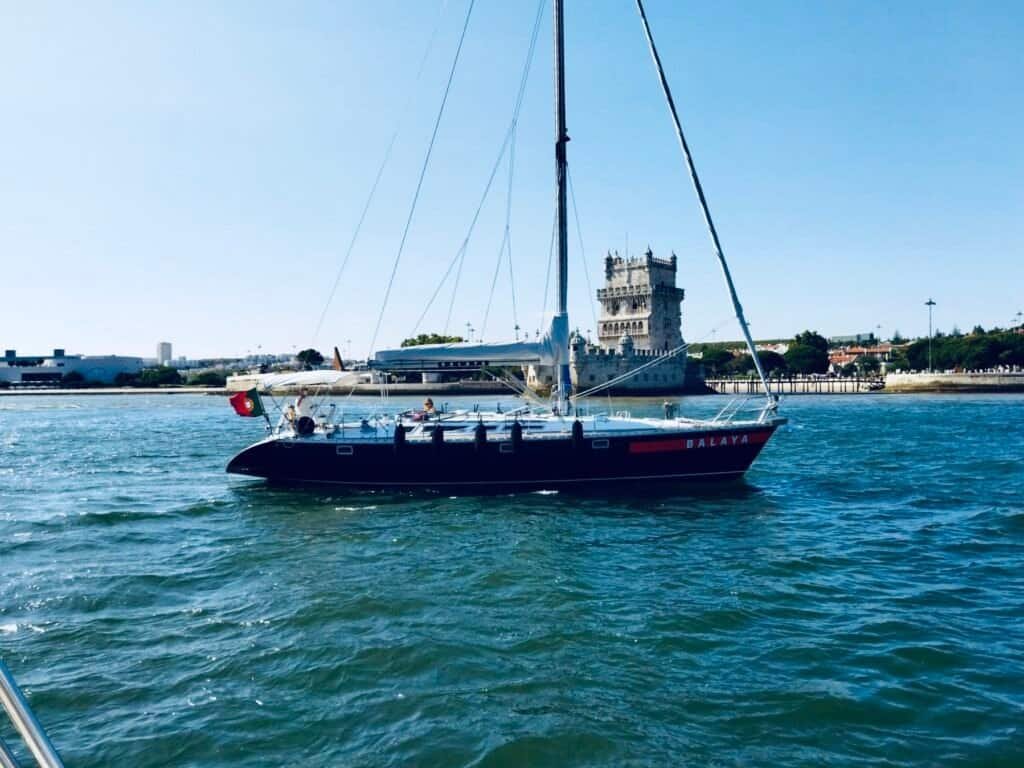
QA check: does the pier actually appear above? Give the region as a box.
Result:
[705,377,882,394]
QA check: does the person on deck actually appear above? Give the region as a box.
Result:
[423,398,436,419]
[295,388,314,421]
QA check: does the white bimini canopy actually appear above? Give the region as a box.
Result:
[229,370,364,393]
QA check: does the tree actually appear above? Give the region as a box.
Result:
[888,349,910,371]
[840,362,858,377]
[793,330,829,352]
[858,356,881,375]
[400,334,465,347]
[700,347,734,376]
[61,371,85,387]
[137,367,182,387]
[903,329,1024,371]
[729,350,787,376]
[189,371,227,387]
[971,325,985,336]
[891,330,906,344]
[757,350,787,375]
[295,349,324,370]
[784,331,829,374]
[726,353,755,375]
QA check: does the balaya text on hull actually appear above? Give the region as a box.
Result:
[228,0,785,491]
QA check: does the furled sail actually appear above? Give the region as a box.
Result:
[371,315,568,371]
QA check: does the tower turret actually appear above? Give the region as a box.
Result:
[596,247,685,351]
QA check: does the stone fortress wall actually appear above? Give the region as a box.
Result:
[528,248,690,394]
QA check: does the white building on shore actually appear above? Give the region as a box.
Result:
[157,341,173,366]
[0,349,144,386]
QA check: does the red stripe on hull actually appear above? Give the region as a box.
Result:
[628,430,771,455]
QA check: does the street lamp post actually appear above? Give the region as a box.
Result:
[925,298,937,373]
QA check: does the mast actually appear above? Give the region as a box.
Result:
[553,0,571,414]
[634,0,775,409]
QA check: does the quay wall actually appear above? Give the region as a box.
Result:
[884,372,1024,393]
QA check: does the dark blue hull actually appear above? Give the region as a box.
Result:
[227,425,779,492]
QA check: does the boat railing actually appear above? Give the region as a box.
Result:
[712,395,782,425]
[0,659,65,767]
[711,396,752,424]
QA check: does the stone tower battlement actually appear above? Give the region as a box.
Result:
[525,244,690,394]
[596,248,685,351]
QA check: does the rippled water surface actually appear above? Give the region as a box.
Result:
[2,393,1023,766]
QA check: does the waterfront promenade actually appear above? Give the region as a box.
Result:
[708,371,1024,395]
[5,372,1024,397]
[885,371,1024,392]
[705,377,882,395]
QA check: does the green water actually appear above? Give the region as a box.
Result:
[2,393,1022,766]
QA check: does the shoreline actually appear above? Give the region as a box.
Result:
[3,385,1024,397]
[0,386,228,396]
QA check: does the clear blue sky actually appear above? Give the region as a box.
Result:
[2,1,1021,359]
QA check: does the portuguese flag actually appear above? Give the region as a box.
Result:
[229,388,265,418]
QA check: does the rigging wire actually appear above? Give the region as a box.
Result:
[506,189,519,339]
[504,135,519,335]
[633,0,775,406]
[567,165,598,335]
[573,341,690,401]
[479,185,510,337]
[540,208,556,327]
[407,112,522,338]
[366,0,476,358]
[439,0,546,336]
[409,85,538,336]
[572,313,734,403]
[480,129,517,340]
[311,0,448,347]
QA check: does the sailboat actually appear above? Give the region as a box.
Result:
[227,0,785,491]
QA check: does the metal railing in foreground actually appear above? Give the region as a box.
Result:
[0,660,64,768]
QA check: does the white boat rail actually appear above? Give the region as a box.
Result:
[0,659,64,767]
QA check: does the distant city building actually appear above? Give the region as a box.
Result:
[828,342,901,374]
[829,333,877,346]
[157,342,173,366]
[0,349,143,386]
[528,248,689,393]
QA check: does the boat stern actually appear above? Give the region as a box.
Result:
[226,438,277,478]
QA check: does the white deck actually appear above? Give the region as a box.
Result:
[269,406,781,445]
